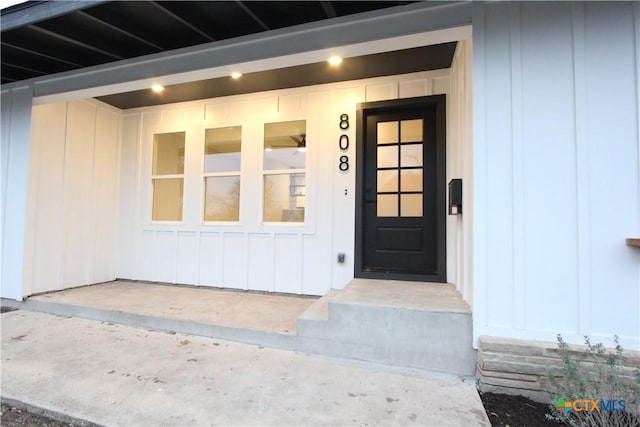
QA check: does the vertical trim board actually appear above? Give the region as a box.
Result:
[509,2,525,330]
[471,1,488,345]
[572,2,592,337]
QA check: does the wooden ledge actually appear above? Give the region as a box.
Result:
[627,238,640,247]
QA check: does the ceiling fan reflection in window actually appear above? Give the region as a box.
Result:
[265,134,306,153]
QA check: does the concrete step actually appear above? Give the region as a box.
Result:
[297,289,338,322]
[297,279,476,376]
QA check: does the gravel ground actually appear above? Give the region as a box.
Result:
[0,403,97,427]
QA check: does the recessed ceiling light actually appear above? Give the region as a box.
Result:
[328,56,343,66]
[151,84,164,93]
[231,72,242,79]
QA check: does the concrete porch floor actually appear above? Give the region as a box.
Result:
[28,280,316,335]
[4,280,317,350]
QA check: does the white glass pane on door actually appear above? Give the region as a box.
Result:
[377,170,398,192]
[377,121,398,144]
[377,145,398,168]
[400,170,423,192]
[400,194,422,217]
[377,194,398,217]
[400,119,422,143]
[400,144,422,167]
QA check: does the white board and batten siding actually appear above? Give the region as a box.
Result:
[21,99,121,296]
[448,40,474,304]
[118,69,467,296]
[1,85,33,300]
[473,2,640,350]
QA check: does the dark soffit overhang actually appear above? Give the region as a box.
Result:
[96,42,457,109]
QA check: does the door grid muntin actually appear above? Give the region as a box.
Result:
[376,119,424,218]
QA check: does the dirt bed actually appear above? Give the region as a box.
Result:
[2,393,563,427]
[480,392,564,427]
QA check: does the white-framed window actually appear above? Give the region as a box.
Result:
[203,126,242,222]
[151,131,185,221]
[263,120,306,223]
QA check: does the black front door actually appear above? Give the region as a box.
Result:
[355,96,446,282]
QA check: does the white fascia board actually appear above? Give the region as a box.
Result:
[23,1,471,105]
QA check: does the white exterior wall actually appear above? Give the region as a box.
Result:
[1,85,33,300]
[118,69,471,295]
[21,99,121,295]
[448,40,474,304]
[473,2,640,349]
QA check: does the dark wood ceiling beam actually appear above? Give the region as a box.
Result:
[1,42,84,68]
[0,0,108,32]
[320,2,337,18]
[2,61,47,76]
[235,1,270,31]
[150,2,215,42]
[28,24,124,60]
[76,10,165,52]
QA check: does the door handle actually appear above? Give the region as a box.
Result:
[365,187,376,203]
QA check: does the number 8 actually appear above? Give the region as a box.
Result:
[339,114,349,130]
[339,155,349,171]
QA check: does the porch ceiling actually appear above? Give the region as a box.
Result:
[1,1,416,86]
[95,43,457,109]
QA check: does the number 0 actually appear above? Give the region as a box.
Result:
[339,135,349,150]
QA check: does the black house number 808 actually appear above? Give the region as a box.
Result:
[338,113,349,171]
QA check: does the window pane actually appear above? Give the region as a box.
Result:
[401,144,422,167]
[152,178,183,221]
[153,132,185,175]
[264,173,305,222]
[401,194,422,217]
[377,194,398,217]
[400,119,422,143]
[377,121,398,144]
[204,126,241,173]
[264,120,306,170]
[204,176,240,221]
[377,145,398,168]
[377,170,398,192]
[400,169,422,192]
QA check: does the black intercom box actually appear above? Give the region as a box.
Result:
[448,179,462,215]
